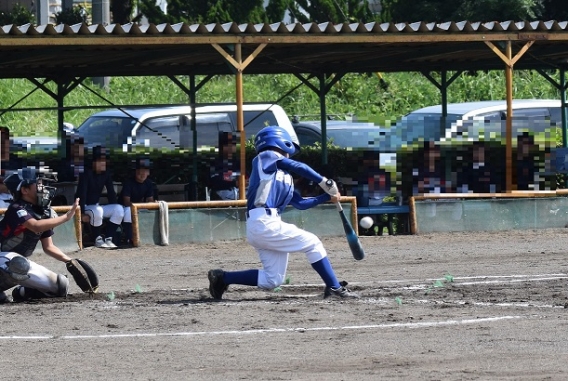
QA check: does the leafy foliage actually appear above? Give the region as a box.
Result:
[111,0,134,24]
[382,0,544,23]
[138,0,267,24]
[0,3,35,25]
[54,6,88,25]
[0,70,562,138]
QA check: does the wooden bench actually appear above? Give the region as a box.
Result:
[156,183,189,202]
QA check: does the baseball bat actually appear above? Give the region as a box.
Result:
[335,201,365,260]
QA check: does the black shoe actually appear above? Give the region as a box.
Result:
[0,291,8,304]
[324,281,360,299]
[12,286,47,302]
[208,269,228,300]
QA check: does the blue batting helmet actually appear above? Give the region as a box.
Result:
[254,126,300,156]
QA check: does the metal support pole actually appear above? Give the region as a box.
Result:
[561,69,567,148]
[319,74,327,165]
[36,0,49,25]
[505,42,513,192]
[57,82,67,160]
[235,43,246,200]
[92,0,110,90]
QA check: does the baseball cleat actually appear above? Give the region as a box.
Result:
[208,269,228,300]
[323,281,360,299]
[0,291,8,304]
[12,286,48,302]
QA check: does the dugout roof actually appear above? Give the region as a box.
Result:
[1,20,568,79]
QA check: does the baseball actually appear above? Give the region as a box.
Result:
[359,216,374,229]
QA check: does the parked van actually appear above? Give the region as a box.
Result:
[74,103,297,151]
[390,99,562,147]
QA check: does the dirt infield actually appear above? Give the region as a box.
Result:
[2,229,568,380]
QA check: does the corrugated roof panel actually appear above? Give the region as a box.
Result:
[9,24,24,35]
[548,20,565,31]
[220,22,240,33]
[436,21,451,31]
[507,21,521,31]
[1,19,568,37]
[146,23,161,34]
[189,24,206,33]
[136,24,150,34]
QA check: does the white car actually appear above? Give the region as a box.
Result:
[74,103,298,151]
[390,99,562,146]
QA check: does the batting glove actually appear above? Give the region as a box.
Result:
[318,177,339,196]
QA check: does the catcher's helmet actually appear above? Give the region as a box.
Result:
[254,126,300,156]
[4,167,57,208]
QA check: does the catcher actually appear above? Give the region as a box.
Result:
[0,167,98,303]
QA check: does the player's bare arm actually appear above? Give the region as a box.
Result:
[40,236,72,262]
[22,198,79,234]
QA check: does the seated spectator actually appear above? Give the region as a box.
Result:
[413,141,462,220]
[56,132,85,183]
[355,151,395,235]
[457,142,501,193]
[120,158,155,246]
[209,132,240,200]
[75,146,124,249]
[516,132,538,190]
[413,140,447,194]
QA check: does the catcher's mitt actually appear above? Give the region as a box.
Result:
[66,258,99,293]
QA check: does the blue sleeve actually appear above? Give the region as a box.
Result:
[276,158,324,183]
[288,190,330,210]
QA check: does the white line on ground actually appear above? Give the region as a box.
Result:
[170,273,567,293]
[0,316,522,341]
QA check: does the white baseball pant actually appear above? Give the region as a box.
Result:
[246,207,327,290]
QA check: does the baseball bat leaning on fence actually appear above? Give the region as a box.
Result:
[335,201,365,260]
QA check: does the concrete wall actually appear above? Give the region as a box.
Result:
[414,197,568,233]
[136,203,352,246]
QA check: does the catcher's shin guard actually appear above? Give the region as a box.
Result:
[56,274,69,297]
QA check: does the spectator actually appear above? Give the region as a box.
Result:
[208,132,240,200]
[413,141,461,219]
[0,127,26,208]
[516,132,538,190]
[120,158,155,246]
[75,146,124,249]
[355,151,395,236]
[413,140,446,194]
[457,142,500,193]
[56,132,85,183]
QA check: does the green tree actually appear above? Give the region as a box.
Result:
[54,6,88,24]
[540,0,568,21]
[265,0,291,23]
[0,3,35,26]
[138,0,267,24]
[382,0,543,23]
[289,0,374,23]
[111,0,134,24]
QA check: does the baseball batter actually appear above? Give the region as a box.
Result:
[208,126,359,300]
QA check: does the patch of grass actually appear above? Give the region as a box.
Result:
[0,70,562,138]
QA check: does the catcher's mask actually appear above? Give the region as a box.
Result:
[4,167,57,208]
